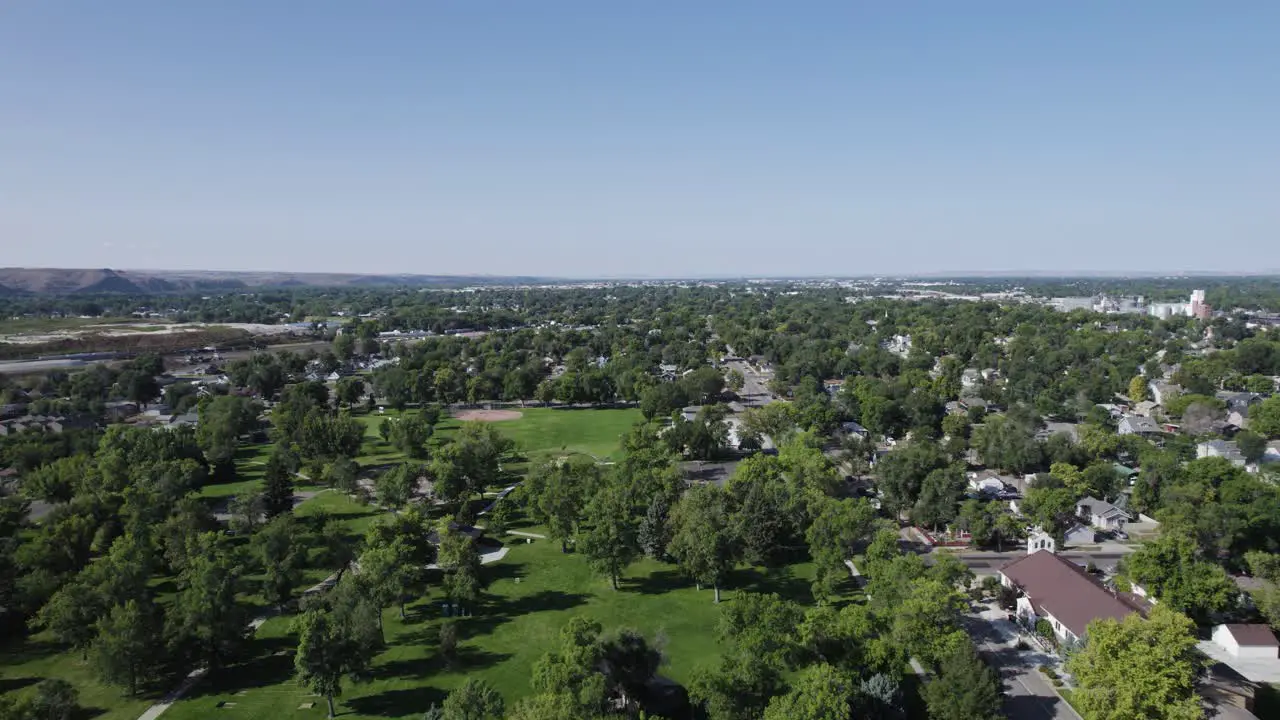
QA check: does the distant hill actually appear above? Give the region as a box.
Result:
[0,267,560,295]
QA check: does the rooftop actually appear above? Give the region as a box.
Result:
[1000,550,1145,638]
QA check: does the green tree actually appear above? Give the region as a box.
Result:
[762,663,855,720]
[335,377,364,408]
[1122,532,1236,623]
[374,463,418,510]
[293,607,375,719]
[252,515,307,609]
[725,368,745,393]
[437,521,482,612]
[440,678,505,720]
[806,497,879,603]
[922,642,1003,720]
[668,484,737,602]
[166,533,248,669]
[1128,376,1148,403]
[599,628,663,712]
[92,600,160,696]
[261,444,296,518]
[28,678,81,720]
[196,395,259,478]
[1067,605,1203,720]
[577,481,639,590]
[531,617,608,714]
[389,413,434,459]
[1237,430,1268,464]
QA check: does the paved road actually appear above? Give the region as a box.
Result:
[723,359,776,408]
[946,550,1129,575]
[964,608,1082,720]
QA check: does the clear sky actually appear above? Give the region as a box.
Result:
[2,2,1278,278]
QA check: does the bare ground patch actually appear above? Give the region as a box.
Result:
[453,409,524,422]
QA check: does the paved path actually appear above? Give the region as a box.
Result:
[964,607,1081,720]
[135,617,269,720]
[505,530,547,539]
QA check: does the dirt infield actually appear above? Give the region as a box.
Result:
[453,409,524,422]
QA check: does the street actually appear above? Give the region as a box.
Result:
[723,358,776,408]
[964,606,1083,720]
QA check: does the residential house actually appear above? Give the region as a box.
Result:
[103,401,140,421]
[1063,524,1098,546]
[944,401,966,416]
[1228,410,1250,430]
[961,369,982,393]
[1150,381,1182,407]
[1036,422,1080,443]
[1132,400,1159,417]
[1199,440,1248,468]
[822,379,845,396]
[838,421,870,440]
[999,536,1145,646]
[1118,415,1162,437]
[1263,441,1280,467]
[1217,392,1266,415]
[1076,496,1129,531]
[1212,625,1279,660]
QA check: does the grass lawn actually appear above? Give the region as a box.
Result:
[163,532,833,720]
[0,635,154,720]
[478,407,642,461]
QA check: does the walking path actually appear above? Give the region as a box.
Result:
[505,530,547,539]
[135,617,269,720]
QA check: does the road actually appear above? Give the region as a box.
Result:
[944,550,1130,575]
[964,607,1082,720]
[723,359,776,408]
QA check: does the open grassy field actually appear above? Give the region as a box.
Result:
[162,530,835,720]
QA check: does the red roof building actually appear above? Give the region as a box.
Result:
[999,549,1147,645]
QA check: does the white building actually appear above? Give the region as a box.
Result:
[1211,624,1279,660]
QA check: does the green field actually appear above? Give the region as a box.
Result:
[163,531,829,720]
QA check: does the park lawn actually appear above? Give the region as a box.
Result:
[0,633,154,720]
[162,532,829,720]
[480,407,642,461]
[198,442,275,501]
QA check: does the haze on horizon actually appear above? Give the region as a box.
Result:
[2,2,1278,278]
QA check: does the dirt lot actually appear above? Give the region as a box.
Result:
[453,409,524,422]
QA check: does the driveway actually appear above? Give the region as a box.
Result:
[964,606,1083,720]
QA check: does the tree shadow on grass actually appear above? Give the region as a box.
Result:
[629,569,690,595]
[730,566,813,604]
[344,686,448,717]
[0,638,65,667]
[0,676,39,694]
[460,590,589,639]
[371,646,511,681]
[183,635,298,700]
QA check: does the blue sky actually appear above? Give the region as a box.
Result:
[2,2,1278,277]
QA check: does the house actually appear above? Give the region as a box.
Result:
[1132,400,1159,417]
[822,379,845,396]
[1118,415,1162,436]
[1263,441,1280,466]
[999,537,1145,646]
[1217,392,1265,415]
[1063,523,1097,546]
[944,401,966,416]
[1036,422,1080,443]
[838,421,870,440]
[1212,625,1279,660]
[1228,410,1250,430]
[961,369,982,392]
[1076,496,1129,531]
[1150,381,1183,407]
[1199,440,1248,468]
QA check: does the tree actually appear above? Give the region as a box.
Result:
[922,642,1002,720]
[28,678,80,720]
[332,332,355,363]
[440,678,505,720]
[335,377,365,408]
[1128,376,1148,403]
[374,463,418,510]
[261,444,296,518]
[531,616,608,714]
[689,649,782,720]
[876,442,948,520]
[228,492,264,535]
[437,522,482,612]
[389,414,434,459]
[1237,430,1268,464]
[92,600,160,696]
[1067,605,1203,720]
[524,456,597,552]
[667,484,737,602]
[577,481,639,590]
[806,497,879,603]
[196,395,259,477]
[599,628,663,712]
[762,663,855,720]
[1122,531,1236,623]
[252,515,307,609]
[293,607,374,719]
[638,494,673,560]
[726,368,745,393]
[167,533,248,669]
